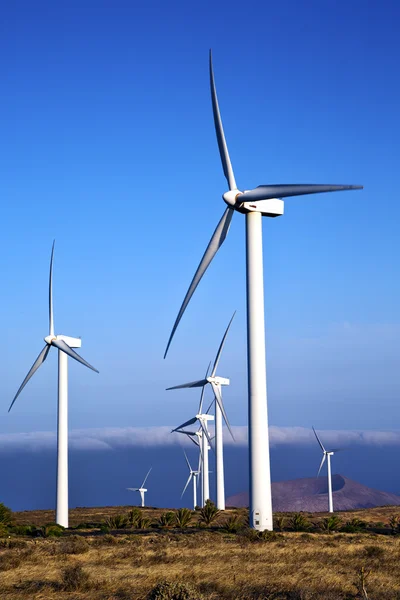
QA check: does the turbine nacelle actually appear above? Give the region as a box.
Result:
[196,413,214,421]
[223,189,285,217]
[207,375,229,387]
[44,334,82,348]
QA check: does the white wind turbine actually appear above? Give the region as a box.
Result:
[171,385,214,506]
[181,450,201,510]
[173,424,204,506]
[127,467,152,507]
[9,241,99,528]
[168,312,235,510]
[313,427,341,513]
[164,51,363,530]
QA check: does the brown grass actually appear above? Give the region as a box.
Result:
[2,505,400,599]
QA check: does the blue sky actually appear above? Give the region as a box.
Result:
[2,0,400,441]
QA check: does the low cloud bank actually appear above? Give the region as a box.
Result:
[0,425,399,452]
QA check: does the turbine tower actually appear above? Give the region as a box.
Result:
[168,313,235,510]
[164,51,362,530]
[9,241,99,528]
[313,427,340,513]
[181,450,200,510]
[127,467,152,507]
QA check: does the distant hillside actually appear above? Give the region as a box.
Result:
[227,475,400,512]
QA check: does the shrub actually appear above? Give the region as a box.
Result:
[199,500,221,526]
[274,516,286,531]
[222,514,244,533]
[147,581,204,600]
[137,516,152,529]
[175,508,193,528]
[60,563,91,591]
[0,523,8,537]
[60,535,89,554]
[105,514,129,529]
[158,511,176,528]
[342,518,366,533]
[288,513,311,532]
[128,508,142,527]
[389,515,400,534]
[319,516,342,534]
[44,524,64,537]
[0,503,13,526]
[364,545,385,558]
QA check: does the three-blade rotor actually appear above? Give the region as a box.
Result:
[164,51,363,357]
[9,241,99,413]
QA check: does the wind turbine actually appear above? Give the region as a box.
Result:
[127,467,152,507]
[181,450,200,510]
[313,427,340,513]
[164,51,363,530]
[9,241,99,528]
[171,383,214,506]
[168,313,235,510]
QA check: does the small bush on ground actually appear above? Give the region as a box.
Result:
[274,516,286,531]
[158,511,176,527]
[128,508,142,527]
[60,563,91,591]
[199,500,221,526]
[147,581,204,600]
[60,535,89,554]
[342,518,367,533]
[137,516,152,529]
[288,513,311,532]
[222,514,244,533]
[175,508,193,528]
[0,503,13,526]
[105,514,129,529]
[319,516,342,533]
[389,515,400,534]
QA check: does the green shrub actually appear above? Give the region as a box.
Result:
[0,503,13,526]
[137,516,152,529]
[319,516,342,534]
[0,523,8,537]
[222,514,244,533]
[199,500,221,526]
[158,511,176,527]
[288,513,311,532]
[105,514,129,529]
[389,515,400,534]
[128,508,142,527]
[60,563,91,591]
[274,516,286,531]
[341,518,366,533]
[147,581,204,600]
[174,508,193,528]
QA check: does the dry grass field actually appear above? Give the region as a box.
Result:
[1,504,400,599]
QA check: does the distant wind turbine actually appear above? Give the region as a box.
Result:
[9,241,99,528]
[127,467,152,507]
[313,427,341,513]
[181,450,200,510]
[164,50,363,530]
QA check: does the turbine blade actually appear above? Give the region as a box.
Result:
[329,448,342,453]
[312,426,326,452]
[198,362,211,413]
[181,473,193,498]
[183,449,192,472]
[166,379,208,391]
[9,345,51,412]
[317,454,326,477]
[211,311,236,377]
[209,50,237,191]
[164,207,234,358]
[240,184,363,202]
[49,240,55,337]
[51,339,99,373]
[205,398,215,415]
[211,381,234,441]
[141,467,152,488]
[199,420,214,450]
[127,488,140,491]
[172,417,198,431]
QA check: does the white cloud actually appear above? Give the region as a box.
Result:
[0,425,400,452]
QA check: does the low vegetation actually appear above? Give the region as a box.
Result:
[1,503,400,598]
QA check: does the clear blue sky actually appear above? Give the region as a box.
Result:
[2,0,399,435]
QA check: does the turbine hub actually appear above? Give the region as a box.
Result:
[223,189,243,206]
[44,335,56,345]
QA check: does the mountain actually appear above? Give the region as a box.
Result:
[226,475,400,512]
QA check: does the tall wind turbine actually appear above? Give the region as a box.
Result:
[127,467,152,507]
[313,427,340,513]
[168,313,235,510]
[9,241,98,528]
[164,51,363,530]
[181,450,200,510]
